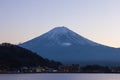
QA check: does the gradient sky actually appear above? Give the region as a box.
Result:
[0,0,120,47]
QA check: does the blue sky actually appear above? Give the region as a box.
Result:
[0,0,120,47]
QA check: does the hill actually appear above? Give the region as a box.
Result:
[0,43,62,70]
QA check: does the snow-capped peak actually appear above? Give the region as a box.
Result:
[48,26,70,34]
[39,26,101,46]
[20,26,102,49]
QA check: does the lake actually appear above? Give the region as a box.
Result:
[0,73,120,80]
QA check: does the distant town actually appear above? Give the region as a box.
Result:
[1,64,120,73]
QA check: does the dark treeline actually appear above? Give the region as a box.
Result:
[81,65,111,73]
[0,43,62,71]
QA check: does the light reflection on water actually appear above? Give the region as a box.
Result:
[0,73,119,80]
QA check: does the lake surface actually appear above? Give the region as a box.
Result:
[0,73,120,80]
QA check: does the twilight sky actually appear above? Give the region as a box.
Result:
[0,0,120,47]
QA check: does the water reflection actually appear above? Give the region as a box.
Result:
[0,73,119,80]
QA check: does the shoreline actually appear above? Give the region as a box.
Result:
[1,72,120,74]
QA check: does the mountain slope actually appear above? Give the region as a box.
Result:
[20,26,120,65]
[0,43,61,69]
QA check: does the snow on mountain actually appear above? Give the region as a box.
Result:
[47,26,99,46]
[25,26,101,46]
[19,26,120,66]
[20,26,103,51]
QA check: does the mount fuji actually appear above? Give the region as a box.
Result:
[20,26,120,65]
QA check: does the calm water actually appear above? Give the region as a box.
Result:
[0,73,120,80]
